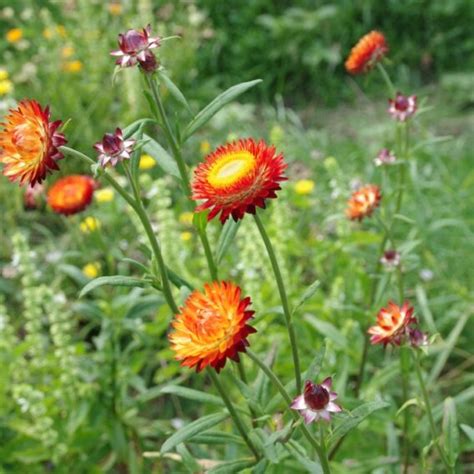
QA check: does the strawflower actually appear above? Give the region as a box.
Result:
[291,377,342,424]
[111,25,161,72]
[169,281,257,372]
[374,148,396,166]
[0,99,66,186]
[47,175,95,216]
[388,93,417,122]
[380,249,400,268]
[346,184,381,221]
[94,128,135,168]
[192,138,287,223]
[345,31,388,75]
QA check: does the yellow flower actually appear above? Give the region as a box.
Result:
[95,188,114,203]
[0,69,9,81]
[294,179,315,195]
[63,60,83,73]
[108,3,123,15]
[80,216,101,233]
[139,154,156,170]
[82,262,100,279]
[61,46,74,58]
[179,212,194,226]
[199,140,211,156]
[0,80,13,96]
[180,231,193,242]
[6,28,23,43]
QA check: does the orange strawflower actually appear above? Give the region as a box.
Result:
[192,138,287,223]
[368,301,416,346]
[47,175,95,215]
[345,31,388,75]
[346,184,381,221]
[0,99,66,186]
[169,281,257,373]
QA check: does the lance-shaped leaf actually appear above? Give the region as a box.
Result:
[142,134,181,179]
[158,71,193,115]
[442,397,459,468]
[79,276,147,298]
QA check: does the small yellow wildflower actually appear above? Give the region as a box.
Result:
[108,3,123,15]
[139,154,156,170]
[294,179,315,195]
[80,216,101,233]
[95,188,114,203]
[6,28,23,43]
[0,80,13,96]
[0,69,9,81]
[82,262,100,279]
[199,140,211,156]
[63,60,83,73]
[180,231,193,242]
[61,46,74,58]
[179,212,194,226]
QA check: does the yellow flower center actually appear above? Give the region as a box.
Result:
[208,151,255,188]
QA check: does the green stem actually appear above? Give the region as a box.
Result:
[400,347,411,473]
[246,349,330,474]
[253,212,301,393]
[234,360,258,428]
[412,351,452,472]
[60,146,179,314]
[198,227,219,281]
[207,369,260,461]
[376,62,396,97]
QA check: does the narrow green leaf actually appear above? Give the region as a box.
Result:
[304,315,347,348]
[161,413,229,453]
[216,219,241,264]
[292,280,320,315]
[183,79,262,140]
[123,118,156,139]
[79,276,147,298]
[142,134,181,178]
[159,385,224,406]
[188,431,244,445]
[442,397,459,467]
[207,458,255,474]
[460,424,474,442]
[304,341,327,381]
[286,440,323,473]
[158,71,193,115]
[415,285,437,334]
[328,400,390,450]
[175,444,201,472]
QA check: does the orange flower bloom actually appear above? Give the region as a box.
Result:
[345,31,388,75]
[169,281,257,372]
[368,301,416,346]
[0,99,66,186]
[192,138,287,223]
[47,175,95,215]
[346,184,381,221]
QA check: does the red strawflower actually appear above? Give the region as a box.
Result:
[93,127,135,167]
[168,281,257,373]
[0,99,66,186]
[47,175,95,216]
[346,184,381,221]
[345,31,388,75]
[388,93,417,122]
[192,138,287,223]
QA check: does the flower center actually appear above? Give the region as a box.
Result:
[304,382,329,410]
[395,96,409,111]
[208,151,256,188]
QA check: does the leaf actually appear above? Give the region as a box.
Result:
[304,315,347,348]
[292,280,320,315]
[183,79,262,140]
[207,458,255,474]
[123,118,156,139]
[415,285,437,334]
[304,341,327,381]
[286,440,323,473]
[159,385,224,406]
[216,219,241,264]
[142,134,181,178]
[160,413,229,453]
[188,431,244,445]
[158,71,193,115]
[460,424,474,442]
[442,397,459,467]
[193,210,208,234]
[396,398,419,416]
[79,276,147,298]
[328,400,390,450]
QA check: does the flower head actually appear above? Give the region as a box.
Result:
[192,138,287,223]
[388,93,417,122]
[368,301,416,346]
[294,179,315,195]
[83,262,100,279]
[291,377,342,424]
[0,99,67,186]
[47,175,95,216]
[346,184,381,221]
[111,25,160,72]
[345,31,388,75]
[139,153,156,170]
[94,128,135,168]
[6,28,23,44]
[169,281,257,373]
[380,249,400,268]
[374,148,396,167]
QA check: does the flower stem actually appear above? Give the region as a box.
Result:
[376,62,396,97]
[197,225,219,281]
[207,369,260,461]
[246,349,330,474]
[412,350,452,472]
[253,212,301,393]
[400,347,411,473]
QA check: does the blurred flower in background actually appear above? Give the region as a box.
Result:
[82,262,101,279]
[47,175,95,215]
[388,93,417,121]
[374,148,396,166]
[294,179,315,195]
[139,154,156,170]
[346,184,381,221]
[6,28,23,43]
[345,30,388,75]
[95,188,114,203]
[80,216,101,233]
